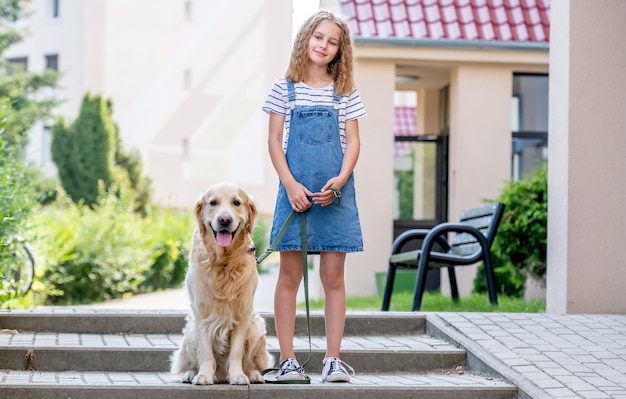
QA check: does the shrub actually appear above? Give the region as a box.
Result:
[139,206,192,292]
[51,94,151,213]
[0,99,38,303]
[30,186,193,305]
[473,165,548,297]
[51,94,116,207]
[0,99,35,239]
[24,184,271,307]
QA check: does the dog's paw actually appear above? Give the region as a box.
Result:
[248,370,265,383]
[180,370,196,383]
[192,372,215,385]
[229,373,250,385]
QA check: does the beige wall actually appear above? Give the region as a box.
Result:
[417,88,441,135]
[350,42,547,297]
[444,65,513,295]
[547,0,626,314]
[344,60,396,296]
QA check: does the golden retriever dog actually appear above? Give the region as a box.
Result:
[170,182,273,385]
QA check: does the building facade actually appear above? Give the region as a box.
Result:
[7,0,292,215]
[8,0,556,299]
[327,0,550,296]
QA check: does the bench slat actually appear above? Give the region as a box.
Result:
[389,250,421,265]
[459,204,499,220]
[458,215,493,229]
[452,233,481,246]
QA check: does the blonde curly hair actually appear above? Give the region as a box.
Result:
[286,10,355,96]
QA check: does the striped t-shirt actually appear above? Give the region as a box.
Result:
[262,78,367,153]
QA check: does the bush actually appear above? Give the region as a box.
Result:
[252,216,270,272]
[30,185,193,305]
[51,94,116,207]
[51,94,151,213]
[26,185,271,306]
[474,165,548,297]
[0,99,35,239]
[0,99,38,303]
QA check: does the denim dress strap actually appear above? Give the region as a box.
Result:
[269,80,363,253]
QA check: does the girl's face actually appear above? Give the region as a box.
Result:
[307,20,341,68]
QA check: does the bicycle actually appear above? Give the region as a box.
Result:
[1,235,36,299]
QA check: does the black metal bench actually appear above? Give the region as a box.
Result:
[381,202,505,311]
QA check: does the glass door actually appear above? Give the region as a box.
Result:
[391,86,449,291]
[393,134,448,232]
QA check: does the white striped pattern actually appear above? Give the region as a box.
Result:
[262,78,367,153]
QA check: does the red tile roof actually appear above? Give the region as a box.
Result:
[395,106,416,155]
[340,0,550,43]
[395,106,416,136]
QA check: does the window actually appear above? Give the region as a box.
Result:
[184,69,192,89]
[47,0,60,20]
[392,90,447,223]
[185,1,193,21]
[182,138,191,160]
[512,74,548,180]
[45,54,58,70]
[7,57,27,72]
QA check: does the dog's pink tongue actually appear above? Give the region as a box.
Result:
[216,231,233,247]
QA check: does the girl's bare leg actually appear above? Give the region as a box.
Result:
[319,252,347,359]
[274,251,304,362]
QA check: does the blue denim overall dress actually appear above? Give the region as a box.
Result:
[269,80,363,253]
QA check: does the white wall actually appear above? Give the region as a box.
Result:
[8,0,292,215]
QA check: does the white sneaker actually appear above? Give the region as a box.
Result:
[276,358,307,381]
[322,357,354,383]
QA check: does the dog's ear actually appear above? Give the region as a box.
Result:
[245,193,257,235]
[194,197,206,236]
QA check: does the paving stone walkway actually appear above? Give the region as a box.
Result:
[430,312,626,399]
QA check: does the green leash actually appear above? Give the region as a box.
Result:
[258,186,341,384]
[258,211,312,384]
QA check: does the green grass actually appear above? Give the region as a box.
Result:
[299,291,545,312]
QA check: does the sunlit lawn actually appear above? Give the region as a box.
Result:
[300,291,545,312]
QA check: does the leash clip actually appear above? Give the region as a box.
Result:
[329,186,341,207]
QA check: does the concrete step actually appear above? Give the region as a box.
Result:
[0,309,518,398]
[0,370,517,399]
[0,333,465,373]
[0,309,426,336]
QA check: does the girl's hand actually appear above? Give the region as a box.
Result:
[312,178,344,207]
[285,181,313,212]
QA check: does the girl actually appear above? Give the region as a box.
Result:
[262,10,366,383]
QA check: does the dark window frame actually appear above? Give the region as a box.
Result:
[512,73,548,180]
[50,0,60,19]
[45,54,59,70]
[7,56,28,72]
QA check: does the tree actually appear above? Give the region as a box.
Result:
[52,94,152,211]
[0,0,59,146]
[52,94,116,206]
[0,98,35,239]
[473,165,548,297]
[1,98,38,303]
